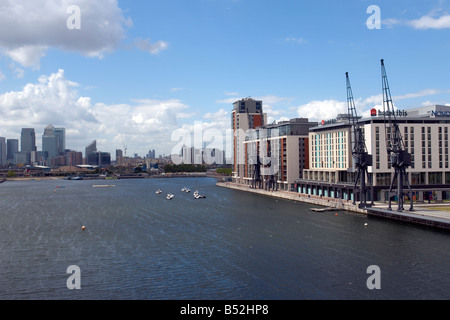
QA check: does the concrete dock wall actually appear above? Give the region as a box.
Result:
[216,182,366,214]
[217,182,450,230]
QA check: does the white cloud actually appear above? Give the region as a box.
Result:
[217,97,242,104]
[296,100,347,121]
[225,92,240,96]
[381,18,402,28]
[0,1,169,70]
[0,0,132,68]
[408,14,450,29]
[285,37,308,44]
[4,45,48,69]
[0,69,191,156]
[134,38,169,55]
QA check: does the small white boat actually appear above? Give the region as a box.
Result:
[185,188,191,193]
[193,190,206,199]
[166,193,174,200]
[156,189,162,194]
[181,187,186,192]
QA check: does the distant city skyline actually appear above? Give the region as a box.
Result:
[0,124,159,162]
[1,1,450,157]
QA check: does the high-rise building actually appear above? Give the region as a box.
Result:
[7,139,18,163]
[85,140,97,158]
[21,128,36,153]
[42,124,65,160]
[0,137,6,166]
[116,149,123,158]
[85,140,110,165]
[54,127,65,153]
[20,128,36,165]
[231,98,267,184]
[147,149,156,159]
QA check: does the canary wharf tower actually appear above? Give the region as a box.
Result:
[42,124,66,159]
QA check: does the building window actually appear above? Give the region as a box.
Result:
[411,172,426,185]
[429,172,442,185]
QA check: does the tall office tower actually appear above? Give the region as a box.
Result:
[21,128,36,164]
[42,124,66,159]
[7,139,19,163]
[231,98,267,184]
[85,140,97,156]
[0,137,6,166]
[147,149,156,159]
[85,140,97,165]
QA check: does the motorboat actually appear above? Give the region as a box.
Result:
[193,190,206,199]
[166,193,174,200]
[156,189,162,194]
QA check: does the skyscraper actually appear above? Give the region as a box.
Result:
[21,128,36,153]
[231,98,267,184]
[20,128,36,165]
[42,124,66,160]
[7,139,18,163]
[85,140,97,158]
[0,137,6,166]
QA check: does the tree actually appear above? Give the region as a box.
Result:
[7,170,16,177]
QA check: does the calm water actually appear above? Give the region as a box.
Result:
[0,177,449,300]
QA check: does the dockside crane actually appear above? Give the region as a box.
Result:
[381,59,413,212]
[346,72,373,208]
[251,154,262,189]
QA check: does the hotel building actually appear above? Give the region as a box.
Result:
[297,105,450,203]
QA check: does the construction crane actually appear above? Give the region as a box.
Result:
[381,59,413,211]
[346,72,373,208]
[121,135,127,158]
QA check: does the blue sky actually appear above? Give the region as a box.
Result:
[1,0,450,158]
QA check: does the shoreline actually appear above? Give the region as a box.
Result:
[217,181,450,230]
[216,181,364,213]
[1,173,222,182]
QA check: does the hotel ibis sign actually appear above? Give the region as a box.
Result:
[371,108,408,117]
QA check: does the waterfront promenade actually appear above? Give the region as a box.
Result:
[217,181,450,230]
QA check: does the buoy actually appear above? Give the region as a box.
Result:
[81,226,86,231]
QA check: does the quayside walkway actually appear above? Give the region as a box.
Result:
[216,182,450,230]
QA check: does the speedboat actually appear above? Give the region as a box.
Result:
[166,193,174,200]
[156,189,162,194]
[194,191,206,199]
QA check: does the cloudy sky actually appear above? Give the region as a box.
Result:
[1,0,450,158]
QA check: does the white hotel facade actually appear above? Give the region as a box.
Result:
[297,105,450,203]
